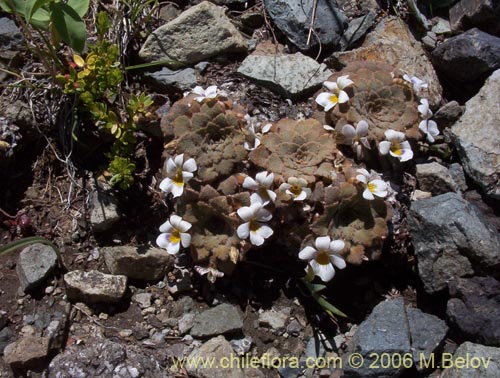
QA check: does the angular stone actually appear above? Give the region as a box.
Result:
[258,310,288,330]
[139,1,247,66]
[432,29,500,83]
[344,299,411,378]
[103,245,173,281]
[64,270,127,304]
[434,101,464,128]
[144,67,197,92]
[450,69,500,198]
[416,162,460,194]
[340,12,376,50]
[329,17,442,106]
[186,336,245,378]
[237,51,332,99]
[407,307,448,371]
[0,17,23,51]
[450,0,500,35]
[448,163,467,192]
[191,303,243,338]
[408,193,500,293]
[132,292,152,309]
[441,342,500,378]
[89,190,121,232]
[3,336,50,370]
[16,243,59,292]
[263,0,347,51]
[447,276,500,346]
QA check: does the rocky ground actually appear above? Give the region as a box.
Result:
[1,0,500,377]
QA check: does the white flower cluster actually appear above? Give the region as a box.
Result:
[243,115,272,151]
[315,75,354,111]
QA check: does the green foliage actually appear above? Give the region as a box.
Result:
[108,156,135,190]
[0,0,89,52]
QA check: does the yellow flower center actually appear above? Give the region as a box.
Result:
[390,142,403,156]
[173,168,184,186]
[316,251,330,265]
[289,185,303,197]
[329,94,338,104]
[169,229,181,244]
[368,182,376,193]
[249,220,260,232]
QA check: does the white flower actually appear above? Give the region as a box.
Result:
[379,130,413,162]
[403,74,428,96]
[192,85,218,102]
[299,236,346,282]
[243,171,276,204]
[156,215,192,255]
[279,177,311,201]
[194,265,224,283]
[356,169,388,200]
[159,154,197,198]
[341,120,371,158]
[243,115,272,151]
[236,199,273,246]
[315,75,354,111]
[417,99,439,143]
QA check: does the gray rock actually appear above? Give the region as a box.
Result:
[339,12,376,50]
[286,319,302,336]
[416,162,460,194]
[431,17,452,35]
[178,313,196,335]
[448,163,468,192]
[447,276,500,346]
[210,0,248,4]
[434,100,464,128]
[258,310,288,331]
[237,52,332,99]
[343,298,411,378]
[0,311,7,330]
[407,307,448,372]
[159,3,180,23]
[450,69,500,198]
[90,189,121,232]
[132,292,152,309]
[186,335,245,378]
[16,243,59,292]
[0,327,13,354]
[450,0,500,35]
[170,296,195,318]
[64,270,128,304]
[422,32,437,50]
[48,338,164,378]
[0,17,23,51]
[139,1,247,66]
[191,303,243,338]
[441,342,500,378]
[144,67,197,92]
[408,192,500,293]
[3,336,50,371]
[103,245,173,281]
[263,0,347,51]
[432,29,500,82]
[329,16,442,106]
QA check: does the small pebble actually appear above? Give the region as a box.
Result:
[45,286,54,295]
[98,313,109,320]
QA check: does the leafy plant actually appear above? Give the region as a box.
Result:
[0,0,89,52]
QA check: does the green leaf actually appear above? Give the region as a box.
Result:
[0,0,24,14]
[25,0,50,23]
[29,7,50,29]
[67,0,89,18]
[50,2,86,52]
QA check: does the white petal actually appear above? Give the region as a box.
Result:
[257,224,273,240]
[180,232,191,248]
[329,240,345,253]
[262,123,272,133]
[418,99,430,117]
[294,190,307,201]
[315,236,332,251]
[337,75,354,89]
[205,85,218,98]
[256,208,272,222]
[156,233,170,248]
[356,168,370,179]
[427,120,439,136]
[237,222,250,239]
[237,206,254,222]
[266,190,277,202]
[360,137,371,149]
[329,254,346,270]
[385,129,405,142]
[342,124,356,141]
[379,141,391,155]
[169,215,182,229]
[323,125,335,131]
[371,179,388,192]
[356,120,369,136]
[363,187,375,200]
[159,220,173,233]
[243,177,258,190]
[174,154,184,167]
[313,261,335,282]
[337,90,349,104]
[249,230,264,246]
[315,92,336,110]
[250,192,269,206]
[170,184,184,198]
[279,183,291,192]
[299,246,317,260]
[177,219,192,233]
[399,148,414,162]
[323,81,339,92]
[192,86,205,96]
[182,171,194,181]
[183,158,197,172]
[159,178,173,193]
[262,172,274,187]
[167,242,180,255]
[166,158,176,174]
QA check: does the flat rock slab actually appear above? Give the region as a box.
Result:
[432,28,500,82]
[90,190,121,232]
[64,270,128,304]
[263,0,347,51]
[450,0,500,36]
[450,68,500,198]
[139,1,247,66]
[190,303,243,338]
[329,16,442,106]
[447,276,500,346]
[344,298,411,378]
[103,245,173,281]
[144,67,197,92]
[16,243,59,292]
[441,342,500,378]
[238,52,332,99]
[416,162,460,194]
[408,192,500,294]
[3,335,50,370]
